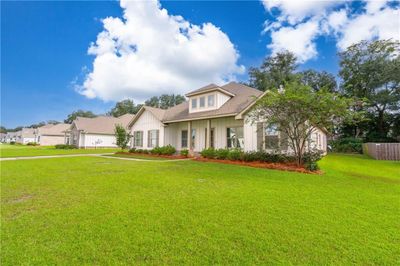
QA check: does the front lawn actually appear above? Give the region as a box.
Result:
[1,154,399,264]
[0,144,119,158]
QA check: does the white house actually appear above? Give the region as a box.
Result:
[15,128,36,144]
[129,82,327,154]
[66,114,134,148]
[35,123,71,146]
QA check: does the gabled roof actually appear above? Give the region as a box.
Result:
[185,83,236,97]
[163,82,262,123]
[17,128,35,138]
[128,82,263,127]
[72,114,135,135]
[37,123,70,136]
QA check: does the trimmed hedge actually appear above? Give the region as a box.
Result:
[180,149,189,157]
[200,148,321,171]
[55,144,76,149]
[129,145,176,156]
[26,142,38,146]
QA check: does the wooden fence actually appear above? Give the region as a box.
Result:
[363,143,400,161]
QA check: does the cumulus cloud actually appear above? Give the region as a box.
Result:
[78,0,244,101]
[262,0,400,62]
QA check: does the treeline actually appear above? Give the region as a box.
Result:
[247,39,400,143]
[3,39,399,142]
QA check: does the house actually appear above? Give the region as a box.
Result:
[66,114,134,148]
[35,123,71,146]
[0,133,6,143]
[128,82,327,154]
[15,128,36,144]
[4,132,17,143]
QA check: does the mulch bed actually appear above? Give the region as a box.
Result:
[115,152,189,160]
[194,157,322,174]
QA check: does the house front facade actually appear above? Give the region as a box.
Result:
[15,128,36,144]
[129,82,327,154]
[66,114,134,148]
[35,123,71,146]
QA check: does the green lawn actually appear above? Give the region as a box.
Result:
[0,144,119,158]
[1,153,399,264]
[104,153,171,160]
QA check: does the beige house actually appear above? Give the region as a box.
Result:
[35,123,70,146]
[16,128,36,144]
[128,82,328,154]
[66,114,134,148]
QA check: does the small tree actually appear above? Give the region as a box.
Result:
[248,81,356,166]
[114,124,130,150]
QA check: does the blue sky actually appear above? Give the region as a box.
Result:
[1,0,398,128]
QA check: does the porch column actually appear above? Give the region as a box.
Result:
[187,121,192,154]
[206,119,211,148]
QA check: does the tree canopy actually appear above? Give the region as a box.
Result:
[108,99,142,117]
[145,94,185,109]
[248,82,355,165]
[64,110,97,124]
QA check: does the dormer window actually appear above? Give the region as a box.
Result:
[191,98,197,109]
[199,96,205,108]
[208,95,215,107]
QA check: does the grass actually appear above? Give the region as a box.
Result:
[103,153,171,160]
[0,144,119,158]
[1,153,399,264]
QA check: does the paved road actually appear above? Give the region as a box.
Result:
[0,153,190,162]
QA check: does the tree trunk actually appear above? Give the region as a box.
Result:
[378,110,385,137]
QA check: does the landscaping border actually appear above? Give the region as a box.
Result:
[115,152,189,160]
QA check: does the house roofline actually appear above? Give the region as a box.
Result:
[235,90,269,119]
[185,87,235,97]
[163,113,239,124]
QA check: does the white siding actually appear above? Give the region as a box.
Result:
[188,91,231,113]
[81,133,118,148]
[130,110,165,149]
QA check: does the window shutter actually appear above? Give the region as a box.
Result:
[156,130,159,147]
[140,131,143,147]
[257,122,264,151]
[147,130,151,148]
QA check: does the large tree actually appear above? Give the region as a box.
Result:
[64,110,97,124]
[248,82,354,165]
[339,39,400,140]
[145,94,185,109]
[109,99,142,117]
[300,69,337,92]
[248,51,298,91]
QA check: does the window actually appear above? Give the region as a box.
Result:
[208,95,215,107]
[200,97,205,107]
[205,128,215,148]
[191,129,196,149]
[134,131,143,147]
[148,130,159,148]
[181,130,188,148]
[191,98,197,109]
[265,124,279,149]
[227,127,244,148]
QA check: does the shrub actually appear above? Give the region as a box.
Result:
[150,145,176,155]
[9,141,15,145]
[26,142,38,146]
[150,146,162,155]
[214,148,229,160]
[227,148,243,161]
[200,148,216,159]
[180,149,189,157]
[55,144,76,149]
[303,150,323,171]
[129,147,136,153]
[330,138,363,153]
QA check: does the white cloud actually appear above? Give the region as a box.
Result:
[78,0,244,101]
[262,0,400,62]
[268,19,321,62]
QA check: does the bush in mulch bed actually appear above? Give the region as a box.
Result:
[125,145,187,159]
[199,148,323,173]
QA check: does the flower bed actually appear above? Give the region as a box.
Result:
[194,157,321,174]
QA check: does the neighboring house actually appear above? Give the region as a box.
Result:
[66,114,134,148]
[0,133,6,143]
[35,123,71,146]
[4,132,17,143]
[15,128,36,144]
[129,82,327,154]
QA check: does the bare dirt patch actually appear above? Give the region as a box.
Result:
[7,194,33,204]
